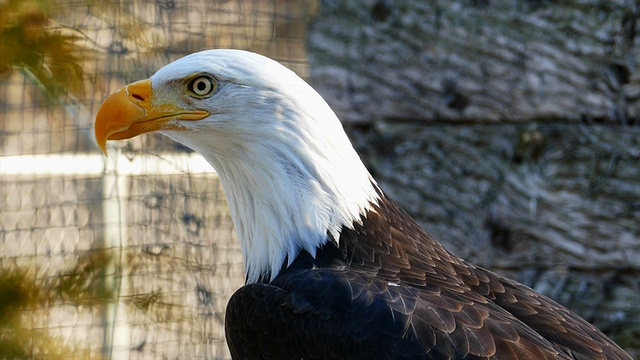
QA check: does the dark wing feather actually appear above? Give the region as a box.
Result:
[225,273,424,360]
[226,268,572,359]
[224,195,631,360]
[372,196,630,359]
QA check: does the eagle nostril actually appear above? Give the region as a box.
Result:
[131,93,144,101]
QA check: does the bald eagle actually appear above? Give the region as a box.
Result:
[95,49,631,359]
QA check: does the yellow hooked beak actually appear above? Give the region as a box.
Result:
[94,79,209,155]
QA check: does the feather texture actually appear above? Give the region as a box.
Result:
[225,195,630,359]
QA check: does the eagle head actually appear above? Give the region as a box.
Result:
[95,50,379,283]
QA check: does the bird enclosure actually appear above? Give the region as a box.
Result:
[1,0,639,359]
[1,0,316,358]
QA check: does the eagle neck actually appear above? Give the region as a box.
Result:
[194,133,380,284]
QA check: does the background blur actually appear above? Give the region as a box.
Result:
[0,0,638,359]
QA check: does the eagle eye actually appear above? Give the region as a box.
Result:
[188,76,216,97]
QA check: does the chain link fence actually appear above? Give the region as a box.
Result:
[1,1,318,358]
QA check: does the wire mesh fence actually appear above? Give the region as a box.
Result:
[1,0,317,358]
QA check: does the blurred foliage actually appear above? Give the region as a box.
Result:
[0,0,88,102]
[0,250,112,359]
[0,0,157,105]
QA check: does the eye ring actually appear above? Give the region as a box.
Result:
[188,76,216,97]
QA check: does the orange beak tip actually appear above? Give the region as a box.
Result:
[94,122,109,156]
[96,139,109,157]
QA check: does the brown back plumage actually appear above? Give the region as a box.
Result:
[225,194,631,359]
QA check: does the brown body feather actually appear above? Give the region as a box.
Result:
[226,194,631,359]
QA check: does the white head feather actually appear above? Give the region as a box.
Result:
[151,49,379,283]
